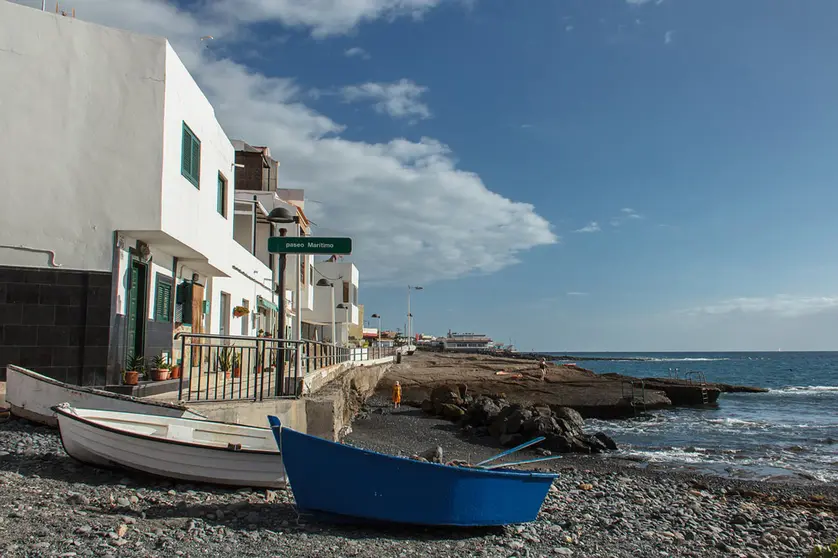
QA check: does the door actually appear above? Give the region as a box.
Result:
[125,259,148,364]
[219,292,231,337]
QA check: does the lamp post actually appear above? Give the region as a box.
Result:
[267,206,299,394]
[316,278,336,345]
[407,285,423,344]
[370,313,381,344]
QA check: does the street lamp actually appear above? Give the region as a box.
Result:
[407,285,423,344]
[336,303,349,346]
[267,206,300,388]
[370,313,381,344]
[316,278,336,345]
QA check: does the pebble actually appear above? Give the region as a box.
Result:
[1,411,837,558]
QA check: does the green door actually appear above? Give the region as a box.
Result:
[125,260,147,365]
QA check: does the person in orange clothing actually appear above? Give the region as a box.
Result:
[392,381,402,409]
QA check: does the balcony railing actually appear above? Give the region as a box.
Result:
[174,332,394,402]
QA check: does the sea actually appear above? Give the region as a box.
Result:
[550,352,838,484]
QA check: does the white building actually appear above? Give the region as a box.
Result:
[0,3,300,385]
[440,333,495,352]
[301,261,361,345]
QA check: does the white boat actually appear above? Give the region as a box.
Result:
[5,365,205,427]
[53,404,285,488]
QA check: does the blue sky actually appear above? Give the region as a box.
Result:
[37,0,838,351]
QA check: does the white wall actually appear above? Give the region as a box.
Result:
[0,3,165,271]
[160,42,235,274]
[210,243,276,336]
[303,262,360,325]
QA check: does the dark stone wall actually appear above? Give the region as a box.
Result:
[0,266,111,385]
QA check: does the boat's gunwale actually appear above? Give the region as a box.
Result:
[54,406,279,456]
[8,364,201,414]
[276,421,559,480]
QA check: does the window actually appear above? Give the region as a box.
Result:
[217,172,227,217]
[154,276,173,322]
[343,281,350,303]
[181,122,201,187]
[300,259,306,285]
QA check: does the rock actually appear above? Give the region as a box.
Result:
[499,433,524,447]
[430,385,463,406]
[439,403,466,420]
[420,446,443,463]
[66,492,88,506]
[467,396,501,426]
[593,432,618,450]
[505,408,532,434]
[116,497,131,507]
[554,547,573,555]
[420,400,435,414]
[552,407,585,431]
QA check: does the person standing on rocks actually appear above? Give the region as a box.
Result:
[539,358,547,381]
[392,381,402,409]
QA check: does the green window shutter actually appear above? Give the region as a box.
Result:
[217,174,226,217]
[181,127,191,178]
[181,123,201,188]
[155,281,173,322]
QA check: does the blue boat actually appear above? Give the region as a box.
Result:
[267,416,558,526]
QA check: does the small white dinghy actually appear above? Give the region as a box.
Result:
[6,365,205,427]
[53,404,285,488]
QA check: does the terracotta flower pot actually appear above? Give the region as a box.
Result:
[124,371,139,385]
[233,366,241,378]
[170,365,181,380]
[151,369,171,381]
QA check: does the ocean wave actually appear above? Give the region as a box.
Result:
[769,386,838,395]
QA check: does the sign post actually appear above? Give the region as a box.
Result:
[268,236,352,255]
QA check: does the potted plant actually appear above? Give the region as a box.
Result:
[217,346,234,379]
[232,352,242,378]
[233,305,249,318]
[123,353,145,386]
[149,354,171,381]
[170,358,182,380]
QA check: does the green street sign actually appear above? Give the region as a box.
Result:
[267,236,353,255]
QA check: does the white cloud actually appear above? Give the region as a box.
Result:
[664,30,674,44]
[566,292,588,297]
[344,47,370,59]
[209,0,446,38]
[340,79,432,120]
[610,208,643,227]
[683,296,838,318]
[565,25,574,32]
[54,0,555,286]
[573,221,601,233]
[626,0,664,4]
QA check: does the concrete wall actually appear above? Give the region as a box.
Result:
[0,2,166,272]
[184,358,393,439]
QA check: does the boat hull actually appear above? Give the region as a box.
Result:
[6,365,204,427]
[55,407,285,488]
[270,417,557,526]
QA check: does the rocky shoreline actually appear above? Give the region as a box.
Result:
[2,400,837,558]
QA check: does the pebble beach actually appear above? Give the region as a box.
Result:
[2,397,837,558]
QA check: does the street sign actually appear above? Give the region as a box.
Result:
[267,236,353,255]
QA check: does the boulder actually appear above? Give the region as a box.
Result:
[467,396,501,426]
[440,403,466,420]
[552,407,585,431]
[499,433,524,448]
[431,385,463,406]
[505,408,533,435]
[593,431,618,450]
[420,400,435,414]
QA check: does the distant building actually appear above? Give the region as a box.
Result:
[440,332,495,352]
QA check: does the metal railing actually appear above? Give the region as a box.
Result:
[174,332,395,402]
